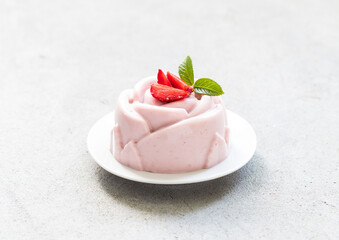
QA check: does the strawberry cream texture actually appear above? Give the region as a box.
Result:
[111,77,230,173]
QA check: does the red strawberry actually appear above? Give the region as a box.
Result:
[166,72,193,93]
[157,69,172,86]
[150,83,190,102]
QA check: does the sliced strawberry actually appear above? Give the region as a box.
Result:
[157,69,172,86]
[166,72,193,93]
[150,83,190,102]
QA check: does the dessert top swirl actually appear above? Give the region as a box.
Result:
[117,77,226,138]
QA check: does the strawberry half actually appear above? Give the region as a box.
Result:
[166,72,193,93]
[157,69,172,86]
[150,83,190,102]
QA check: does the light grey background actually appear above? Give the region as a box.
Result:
[1,0,338,239]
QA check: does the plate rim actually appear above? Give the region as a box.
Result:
[87,109,257,185]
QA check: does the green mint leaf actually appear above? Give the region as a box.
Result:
[193,78,224,96]
[178,56,194,86]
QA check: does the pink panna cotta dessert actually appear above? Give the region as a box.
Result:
[111,75,230,173]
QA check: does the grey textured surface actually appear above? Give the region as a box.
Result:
[1,0,338,239]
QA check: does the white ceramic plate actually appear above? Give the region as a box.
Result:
[87,110,256,184]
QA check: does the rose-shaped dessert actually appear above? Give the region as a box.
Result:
[111,57,230,173]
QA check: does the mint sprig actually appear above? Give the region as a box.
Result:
[178,56,194,86]
[178,56,224,96]
[194,78,224,96]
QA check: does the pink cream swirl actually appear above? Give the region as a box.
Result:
[112,77,230,173]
